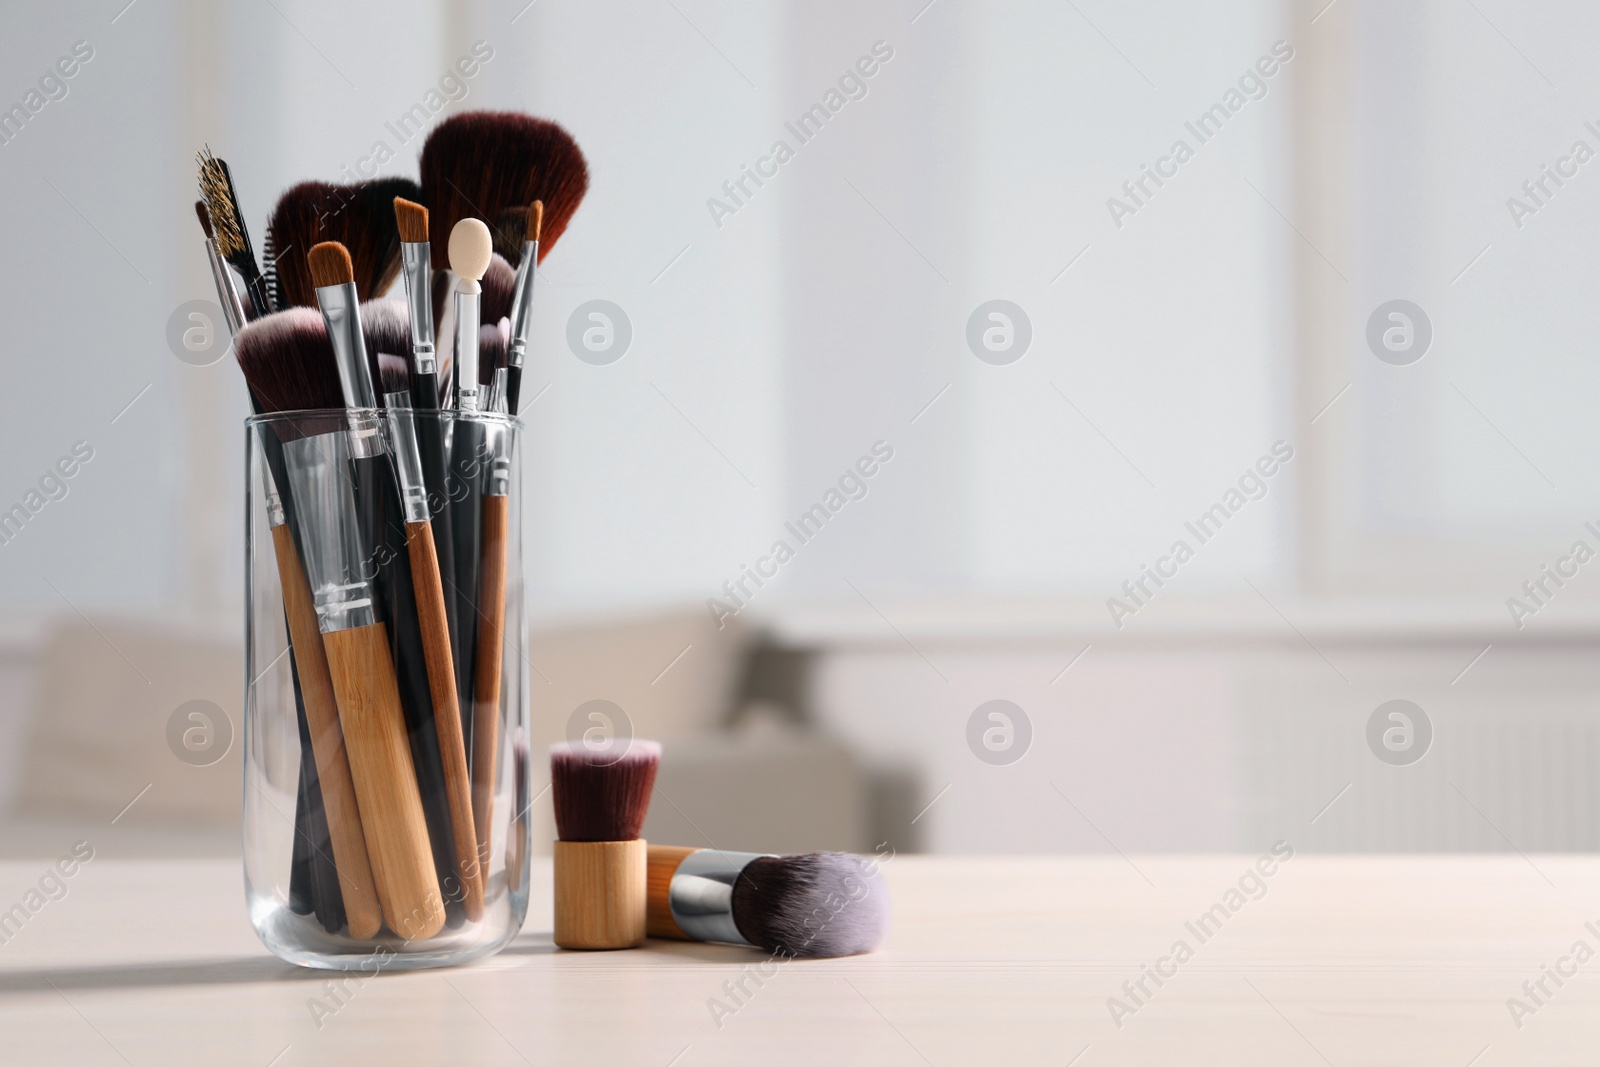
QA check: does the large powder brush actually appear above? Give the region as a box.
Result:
[647,847,889,959]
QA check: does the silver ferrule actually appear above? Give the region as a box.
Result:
[347,411,387,460]
[257,448,286,528]
[483,367,508,415]
[668,850,768,946]
[454,285,482,411]
[506,239,539,369]
[400,242,437,376]
[282,432,377,633]
[316,280,378,410]
[384,392,430,524]
[205,239,248,337]
[483,419,511,497]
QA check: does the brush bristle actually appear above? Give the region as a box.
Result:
[731,853,890,959]
[194,200,213,239]
[550,740,660,842]
[393,197,429,244]
[419,110,588,269]
[307,242,354,289]
[233,308,343,415]
[529,200,544,243]
[481,253,516,325]
[377,352,411,398]
[196,147,247,262]
[491,207,528,263]
[478,324,507,387]
[362,298,412,400]
[265,179,421,307]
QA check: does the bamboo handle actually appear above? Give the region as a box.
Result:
[646,845,697,940]
[406,520,484,921]
[555,839,647,949]
[470,496,510,878]
[324,622,446,941]
[270,524,382,940]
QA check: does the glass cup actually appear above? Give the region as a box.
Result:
[242,407,529,970]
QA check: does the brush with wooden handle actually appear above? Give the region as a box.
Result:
[245,308,444,942]
[470,404,511,882]
[552,740,660,949]
[646,846,888,958]
[375,341,484,922]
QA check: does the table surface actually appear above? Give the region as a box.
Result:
[0,853,1591,1065]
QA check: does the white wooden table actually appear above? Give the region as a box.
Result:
[0,854,1590,1064]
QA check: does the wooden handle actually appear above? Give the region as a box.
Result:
[406,520,484,921]
[555,839,647,949]
[324,622,446,941]
[270,524,382,940]
[470,496,510,881]
[646,844,697,940]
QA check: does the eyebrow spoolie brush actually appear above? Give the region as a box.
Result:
[197,147,273,320]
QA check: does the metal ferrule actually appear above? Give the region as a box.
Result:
[454,284,482,411]
[506,239,539,369]
[400,242,436,376]
[668,850,768,946]
[483,367,508,416]
[483,418,511,497]
[347,411,387,460]
[282,432,376,633]
[384,391,430,524]
[205,239,248,337]
[316,280,378,410]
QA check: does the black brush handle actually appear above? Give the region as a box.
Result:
[294,661,346,934]
[447,419,486,764]
[506,365,523,416]
[288,756,312,916]
[352,452,463,925]
[411,375,457,685]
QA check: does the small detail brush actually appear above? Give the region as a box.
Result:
[197,147,273,319]
[551,740,661,950]
[646,847,889,958]
[505,201,542,413]
[376,343,484,922]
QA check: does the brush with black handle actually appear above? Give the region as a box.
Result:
[197,147,273,320]
[444,219,493,755]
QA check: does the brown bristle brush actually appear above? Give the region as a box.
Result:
[647,847,890,958]
[241,297,446,942]
[197,147,274,319]
[233,309,381,940]
[418,110,588,271]
[265,178,422,309]
[373,333,485,921]
[551,740,661,949]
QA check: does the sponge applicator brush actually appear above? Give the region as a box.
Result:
[551,740,660,949]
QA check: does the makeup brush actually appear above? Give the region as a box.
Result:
[265,178,422,310]
[376,343,484,921]
[249,296,445,941]
[446,220,493,748]
[430,252,513,398]
[551,740,661,949]
[505,202,542,413]
[646,847,889,958]
[469,335,511,878]
[197,147,273,319]
[417,110,589,273]
[195,201,248,336]
[234,309,388,941]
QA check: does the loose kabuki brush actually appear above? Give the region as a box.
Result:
[647,847,889,958]
[552,741,661,949]
[290,245,445,940]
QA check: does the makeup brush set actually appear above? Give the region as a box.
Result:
[212,109,886,967]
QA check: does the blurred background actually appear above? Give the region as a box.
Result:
[1,0,1596,861]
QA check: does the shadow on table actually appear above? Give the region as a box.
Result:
[0,956,321,995]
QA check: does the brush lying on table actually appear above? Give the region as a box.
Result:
[646,847,889,958]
